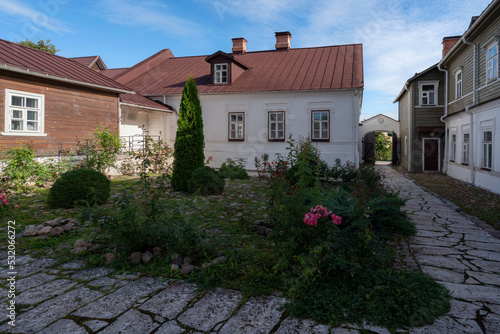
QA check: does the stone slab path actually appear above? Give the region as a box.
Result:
[1,165,499,333]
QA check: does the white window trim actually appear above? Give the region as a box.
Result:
[481,129,493,169]
[311,110,330,141]
[418,81,439,106]
[228,112,244,141]
[486,41,498,84]
[455,67,463,99]
[450,133,456,162]
[268,111,285,141]
[214,63,228,84]
[2,89,47,136]
[462,132,470,165]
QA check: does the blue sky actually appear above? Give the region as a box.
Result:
[0,0,493,121]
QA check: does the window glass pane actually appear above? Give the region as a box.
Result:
[313,113,321,121]
[313,122,320,130]
[313,130,320,138]
[489,45,498,58]
[322,121,328,129]
[28,110,38,121]
[11,120,23,131]
[270,114,276,122]
[26,98,38,108]
[322,130,328,138]
[321,112,328,120]
[277,113,284,121]
[278,130,284,138]
[237,114,243,121]
[271,123,276,131]
[484,131,492,141]
[12,110,23,119]
[464,133,469,142]
[11,96,24,106]
[231,114,236,122]
[278,123,283,131]
[27,121,38,131]
[422,85,434,91]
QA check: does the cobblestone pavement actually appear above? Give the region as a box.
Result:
[1,165,499,333]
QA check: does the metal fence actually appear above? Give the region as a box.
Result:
[120,135,161,152]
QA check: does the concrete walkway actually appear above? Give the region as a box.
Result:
[1,165,499,333]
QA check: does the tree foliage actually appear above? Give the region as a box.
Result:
[170,77,205,191]
[374,132,392,161]
[17,38,59,54]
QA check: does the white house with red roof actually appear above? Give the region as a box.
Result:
[105,32,364,168]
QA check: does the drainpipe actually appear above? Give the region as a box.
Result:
[353,89,361,167]
[405,83,412,172]
[438,63,448,173]
[463,37,477,185]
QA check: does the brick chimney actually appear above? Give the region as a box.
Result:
[232,37,247,54]
[442,36,461,58]
[275,31,292,50]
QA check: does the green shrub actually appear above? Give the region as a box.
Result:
[218,158,249,180]
[47,168,110,208]
[268,141,447,329]
[187,166,225,195]
[81,125,122,175]
[82,171,202,264]
[171,77,205,191]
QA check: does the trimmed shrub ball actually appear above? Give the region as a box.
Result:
[187,166,225,195]
[47,168,111,208]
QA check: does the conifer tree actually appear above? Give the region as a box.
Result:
[170,77,205,191]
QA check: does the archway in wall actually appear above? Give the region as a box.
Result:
[362,131,397,164]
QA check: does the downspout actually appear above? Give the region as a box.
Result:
[353,89,361,167]
[405,83,412,172]
[463,37,477,185]
[438,63,449,173]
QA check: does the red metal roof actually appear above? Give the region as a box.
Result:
[115,44,363,95]
[101,68,129,80]
[120,93,172,111]
[70,56,99,66]
[0,39,131,93]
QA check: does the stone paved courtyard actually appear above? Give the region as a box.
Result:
[1,165,499,333]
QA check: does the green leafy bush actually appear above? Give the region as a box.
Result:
[1,144,72,193]
[82,171,202,264]
[187,166,225,195]
[47,168,110,208]
[120,136,173,175]
[268,142,448,329]
[218,158,249,180]
[81,125,122,175]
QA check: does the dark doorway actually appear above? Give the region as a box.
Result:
[362,132,375,164]
[423,138,440,171]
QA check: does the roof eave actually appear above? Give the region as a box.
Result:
[1,63,134,95]
[120,102,173,113]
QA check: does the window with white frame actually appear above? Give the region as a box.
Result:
[419,82,438,106]
[482,130,493,169]
[450,134,456,161]
[228,112,244,141]
[311,110,329,141]
[487,42,498,83]
[4,89,44,135]
[462,133,470,164]
[214,64,228,84]
[268,111,285,141]
[455,69,463,99]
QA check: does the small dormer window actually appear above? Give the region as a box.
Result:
[214,64,228,84]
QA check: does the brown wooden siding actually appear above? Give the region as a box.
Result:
[447,44,474,115]
[0,72,119,157]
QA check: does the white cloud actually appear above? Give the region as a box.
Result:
[207,0,304,22]
[0,0,72,36]
[98,0,200,37]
